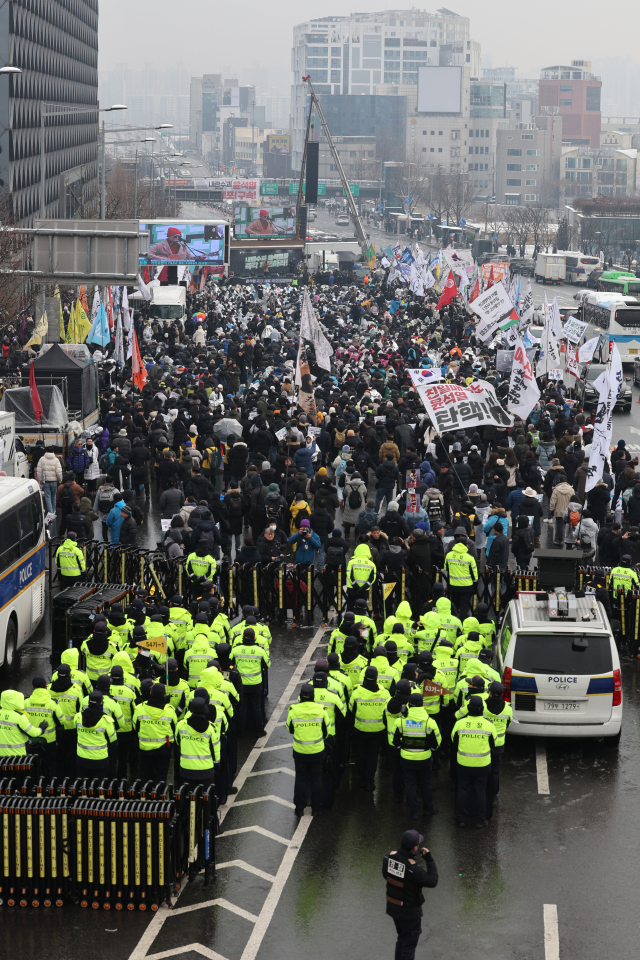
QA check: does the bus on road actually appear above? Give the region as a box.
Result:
[583,297,640,363]
[0,479,45,675]
[564,252,602,284]
[599,271,640,297]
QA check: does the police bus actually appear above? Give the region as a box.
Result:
[0,479,45,675]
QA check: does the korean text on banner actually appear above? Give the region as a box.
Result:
[563,315,588,344]
[469,282,520,342]
[411,378,513,432]
[300,289,334,372]
[585,344,623,493]
[508,338,540,420]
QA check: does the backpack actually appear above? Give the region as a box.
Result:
[521,526,535,552]
[569,509,581,529]
[325,543,345,566]
[265,501,283,524]
[334,428,346,447]
[60,485,75,510]
[291,503,311,530]
[98,486,115,514]
[226,493,243,518]
[348,486,363,511]
[130,503,143,526]
[426,495,443,521]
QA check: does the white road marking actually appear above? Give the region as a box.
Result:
[536,742,550,795]
[260,742,292,752]
[232,795,296,810]
[239,817,312,960]
[215,860,278,882]
[127,625,327,960]
[543,904,560,960]
[168,898,259,923]
[219,825,291,845]
[246,767,295,778]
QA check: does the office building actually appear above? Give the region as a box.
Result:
[0,0,99,223]
[538,61,601,148]
[291,10,480,173]
[495,115,562,206]
[190,77,257,171]
[98,64,190,137]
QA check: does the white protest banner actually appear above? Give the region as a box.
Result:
[469,282,520,342]
[578,335,600,364]
[519,279,534,327]
[300,289,333,371]
[508,337,540,420]
[549,296,565,340]
[505,325,519,348]
[546,369,563,381]
[536,320,562,378]
[563,315,588,344]
[565,347,580,379]
[585,345,623,493]
[413,379,513,432]
[275,426,288,441]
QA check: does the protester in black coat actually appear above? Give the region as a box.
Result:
[378,504,410,541]
[381,537,408,575]
[309,505,334,544]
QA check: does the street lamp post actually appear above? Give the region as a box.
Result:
[40,102,127,219]
[101,123,171,220]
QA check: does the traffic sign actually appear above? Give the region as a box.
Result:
[460,219,466,225]
[427,214,435,220]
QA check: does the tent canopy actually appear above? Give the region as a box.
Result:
[25,343,98,419]
[0,385,68,429]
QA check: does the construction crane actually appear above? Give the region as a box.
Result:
[296,75,373,264]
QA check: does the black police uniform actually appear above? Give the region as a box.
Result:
[382,840,438,960]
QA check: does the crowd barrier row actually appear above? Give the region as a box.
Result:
[48,541,638,647]
[0,757,216,910]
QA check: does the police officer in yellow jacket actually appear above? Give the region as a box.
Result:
[392,691,441,819]
[55,531,85,584]
[48,663,83,779]
[287,683,328,816]
[349,665,391,791]
[346,543,377,608]
[175,697,220,789]
[0,690,47,757]
[451,695,496,828]
[229,627,270,736]
[185,543,218,583]
[24,675,65,780]
[74,691,116,779]
[485,681,512,797]
[443,538,478,619]
[133,683,176,785]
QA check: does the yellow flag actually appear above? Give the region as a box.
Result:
[137,635,167,654]
[383,582,397,600]
[25,312,48,348]
[75,299,92,343]
[65,302,75,343]
[55,285,65,341]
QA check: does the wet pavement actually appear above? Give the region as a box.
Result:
[4,402,640,959]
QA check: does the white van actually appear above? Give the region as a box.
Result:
[563,251,601,284]
[496,592,622,743]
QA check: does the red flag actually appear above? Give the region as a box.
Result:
[131,328,147,392]
[486,265,495,289]
[469,279,480,303]
[29,361,43,422]
[436,270,458,310]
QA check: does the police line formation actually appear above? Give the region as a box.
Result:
[8,264,635,925]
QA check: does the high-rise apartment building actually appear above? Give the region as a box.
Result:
[0,0,99,223]
[291,10,480,173]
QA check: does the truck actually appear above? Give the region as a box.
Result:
[534,252,565,284]
[0,412,30,478]
[149,285,187,323]
[308,251,339,272]
[472,237,493,260]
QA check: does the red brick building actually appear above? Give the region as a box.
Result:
[539,61,601,148]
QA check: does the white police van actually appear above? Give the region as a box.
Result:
[496,591,622,744]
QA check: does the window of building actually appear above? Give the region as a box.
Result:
[560,85,572,91]
[403,50,427,60]
[505,194,520,205]
[566,157,576,168]
[384,49,400,60]
[466,54,470,61]
[308,70,328,82]
[431,130,435,135]
[331,58,341,68]
[615,186,627,195]
[438,147,443,152]
[430,40,437,46]
[430,147,434,152]
[507,149,522,156]
[439,131,443,136]
[526,149,539,156]
[559,99,572,106]
[385,37,401,46]
[451,130,460,140]
[507,179,522,186]
[521,134,534,140]
[526,164,539,171]
[331,47,341,56]
[525,194,539,201]
[349,151,356,158]
[331,70,341,83]
[308,58,328,67]
[422,147,427,152]
[308,46,328,56]
[616,158,628,170]
[507,164,521,171]
[451,147,460,157]
[586,86,601,111]
[525,179,537,186]
[468,146,474,154]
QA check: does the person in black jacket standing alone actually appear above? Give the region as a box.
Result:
[382,829,438,960]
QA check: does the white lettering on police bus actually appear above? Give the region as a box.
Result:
[19,563,33,584]
[548,676,577,683]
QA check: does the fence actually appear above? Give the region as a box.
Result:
[49,540,637,644]
[0,757,216,910]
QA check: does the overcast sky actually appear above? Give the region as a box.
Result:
[98,0,634,80]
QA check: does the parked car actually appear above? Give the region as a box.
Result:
[576,363,632,412]
[335,215,350,226]
[586,269,604,289]
[510,258,536,276]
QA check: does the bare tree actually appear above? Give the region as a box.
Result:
[101,159,177,221]
[0,195,34,327]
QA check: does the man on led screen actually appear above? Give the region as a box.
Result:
[149,227,207,261]
[245,210,278,236]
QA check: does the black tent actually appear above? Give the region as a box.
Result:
[23,343,98,419]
